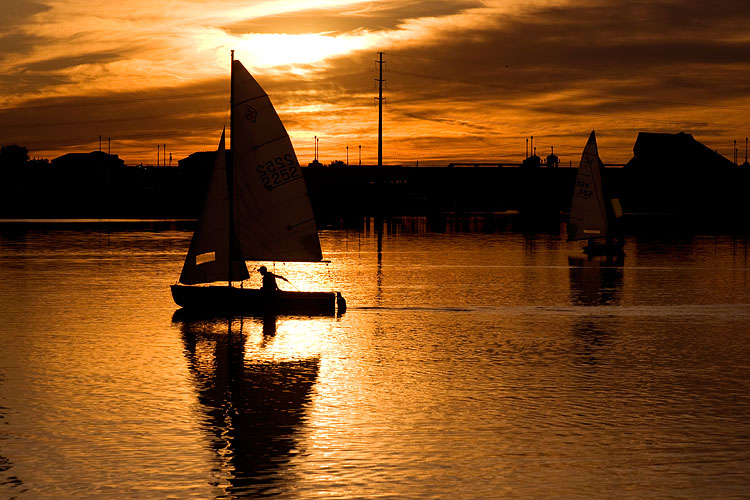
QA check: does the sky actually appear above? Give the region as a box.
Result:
[1,0,749,166]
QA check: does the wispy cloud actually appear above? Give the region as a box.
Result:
[1,0,748,164]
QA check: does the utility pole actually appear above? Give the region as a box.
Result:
[108,137,110,155]
[375,51,385,167]
[157,144,160,167]
[359,144,362,166]
[346,145,349,166]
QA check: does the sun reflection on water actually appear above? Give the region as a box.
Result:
[238,314,336,363]
[245,260,344,294]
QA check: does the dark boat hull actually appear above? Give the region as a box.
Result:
[583,243,624,257]
[171,284,341,315]
[583,240,625,264]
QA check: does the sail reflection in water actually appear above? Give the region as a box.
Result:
[175,313,319,497]
[567,257,625,366]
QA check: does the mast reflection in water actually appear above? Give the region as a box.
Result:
[175,313,319,498]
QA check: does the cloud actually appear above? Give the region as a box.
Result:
[23,52,125,72]
[0,78,229,159]
[342,0,750,160]
[1,0,748,164]
[225,0,483,35]
[0,0,49,30]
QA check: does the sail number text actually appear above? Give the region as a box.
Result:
[575,179,593,199]
[256,154,301,190]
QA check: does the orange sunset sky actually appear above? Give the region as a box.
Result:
[1,0,749,166]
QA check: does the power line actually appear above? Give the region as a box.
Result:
[396,98,712,129]
[20,127,219,151]
[389,69,750,113]
[0,90,227,112]
[0,71,375,113]
[0,108,226,130]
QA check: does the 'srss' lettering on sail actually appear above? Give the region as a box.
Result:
[256,154,301,190]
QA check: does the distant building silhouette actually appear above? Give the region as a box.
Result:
[52,151,125,171]
[521,154,541,168]
[626,132,735,172]
[622,132,739,224]
[546,147,559,168]
[178,151,216,173]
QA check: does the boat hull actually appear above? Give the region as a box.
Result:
[582,240,625,264]
[583,241,625,256]
[171,284,340,316]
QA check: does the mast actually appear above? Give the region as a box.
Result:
[228,49,235,287]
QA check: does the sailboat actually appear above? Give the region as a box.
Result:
[567,130,625,263]
[171,54,345,315]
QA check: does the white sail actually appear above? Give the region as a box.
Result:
[230,60,323,262]
[568,130,608,241]
[179,129,250,284]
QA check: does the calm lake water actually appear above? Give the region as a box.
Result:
[1,220,749,499]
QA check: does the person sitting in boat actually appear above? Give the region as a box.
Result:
[258,266,289,293]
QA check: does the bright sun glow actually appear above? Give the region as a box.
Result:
[236,32,375,69]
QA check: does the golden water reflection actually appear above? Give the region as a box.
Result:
[2,226,750,499]
[175,314,325,498]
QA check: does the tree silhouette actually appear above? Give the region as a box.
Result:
[0,145,29,169]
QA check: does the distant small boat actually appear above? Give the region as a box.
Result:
[171,54,345,315]
[567,130,625,263]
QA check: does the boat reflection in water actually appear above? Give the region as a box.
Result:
[567,257,625,365]
[173,312,320,498]
[568,256,623,307]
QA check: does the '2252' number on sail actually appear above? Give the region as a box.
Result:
[256,154,300,190]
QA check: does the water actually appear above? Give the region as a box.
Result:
[1,221,750,499]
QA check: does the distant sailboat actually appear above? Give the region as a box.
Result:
[567,130,624,263]
[171,54,345,315]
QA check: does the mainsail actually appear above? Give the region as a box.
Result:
[179,129,251,284]
[567,130,609,241]
[230,60,323,262]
